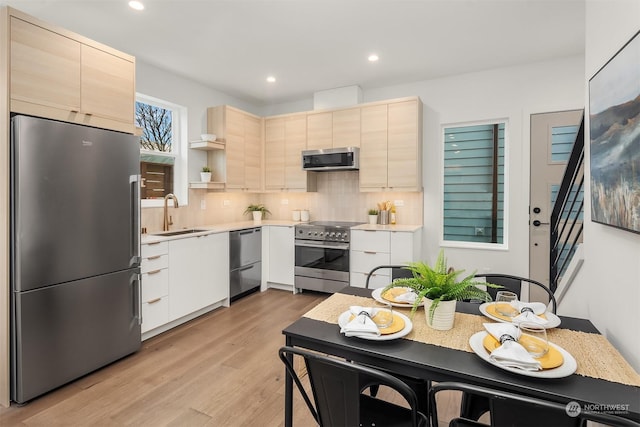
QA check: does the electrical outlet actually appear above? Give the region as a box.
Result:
[475,227,485,236]
[394,200,404,207]
[200,199,206,210]
[281,199,289,205]
[223,199,231,207]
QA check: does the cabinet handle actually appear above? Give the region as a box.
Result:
[147,242,162,246]
[147,255,162,260]
[146,269,162,275]
[147,297,162,304]
[364,251,377,254]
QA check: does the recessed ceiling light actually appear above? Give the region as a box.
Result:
[266,76,276,83]
[128,1,144,11]
[368,54,379,62]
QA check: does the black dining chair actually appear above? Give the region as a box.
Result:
[474,273,558,313]
[364,264,414,289]
[430,382,640,427]
[278,346,428,427]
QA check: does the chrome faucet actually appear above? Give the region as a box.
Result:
[163,193,179,231]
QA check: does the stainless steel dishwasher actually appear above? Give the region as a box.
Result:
[229,228,262,302]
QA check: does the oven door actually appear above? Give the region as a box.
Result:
[294,240,350,283]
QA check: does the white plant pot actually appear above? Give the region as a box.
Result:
[252,211,262,222]
[368,215,378,225]
[200,172,212,182]
[424,298,457,331]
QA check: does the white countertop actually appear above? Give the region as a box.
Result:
[141,220,422,244]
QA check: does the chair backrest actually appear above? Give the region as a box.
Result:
[474,273,558,313]
[430,382,640,427]
[365,264,413,289]
[279,346,425,427]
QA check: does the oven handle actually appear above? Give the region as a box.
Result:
[295,240,350,250]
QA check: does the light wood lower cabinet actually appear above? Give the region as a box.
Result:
[8,10,136,133]
[168,233,229,321]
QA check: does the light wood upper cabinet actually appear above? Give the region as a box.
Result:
[306,112,332,150]
[80,44,135,125]
[359,98,422,192]
[8,11,136,133]
[332,108,361,148]
[207,105,263,192]
[265,117,286,189]
[10,16,81,112]
[360,104,388,189]
[264,113,315,191]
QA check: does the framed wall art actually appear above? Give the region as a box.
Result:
[589,30,640,234]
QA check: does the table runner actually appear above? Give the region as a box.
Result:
[302,292,640,387]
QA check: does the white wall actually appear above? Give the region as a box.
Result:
[560,0,640,372]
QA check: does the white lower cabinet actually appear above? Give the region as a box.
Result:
[266,225,295,286]
[350,229,421,288]
[141,242,169,333]
[168,232,229,321]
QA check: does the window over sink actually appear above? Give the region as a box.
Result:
[136,93,187,208]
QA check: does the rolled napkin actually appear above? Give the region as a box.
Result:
[484,323,542,371]
[340,306,381,338]
[510,301,549,326]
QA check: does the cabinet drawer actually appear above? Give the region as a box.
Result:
[350,250,390,274]
[142,268,169,301]
[141,254,168,273]
[351,230,390,252]
[350,270,390,289]
[141,296,169,333]
[142,241,168,258]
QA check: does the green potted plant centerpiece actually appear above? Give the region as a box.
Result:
[200,166,212,182]
[383,250,501,330]
[368,209,379,225]
[244,204,271,222]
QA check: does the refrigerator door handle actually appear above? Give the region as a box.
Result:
[132,271,142,326]
[130,174,141,267]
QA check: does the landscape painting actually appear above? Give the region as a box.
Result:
[589,30,640,234]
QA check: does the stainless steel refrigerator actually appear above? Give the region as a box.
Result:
[10,115,142,404]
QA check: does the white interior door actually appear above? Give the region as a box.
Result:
[529,110,582,292]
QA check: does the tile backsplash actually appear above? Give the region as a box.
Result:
[141,171,423,232]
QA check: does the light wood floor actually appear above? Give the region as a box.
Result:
[0,288,465,426]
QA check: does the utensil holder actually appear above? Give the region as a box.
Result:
[378,210,389,225]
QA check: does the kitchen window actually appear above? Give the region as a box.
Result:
[136,94,187,208]
[442,121,507,247]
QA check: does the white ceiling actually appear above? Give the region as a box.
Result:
[2,0,585,106]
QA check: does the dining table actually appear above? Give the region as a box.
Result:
[282,286,640,426]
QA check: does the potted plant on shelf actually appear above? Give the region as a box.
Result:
[244,204,271,222]
[200,166,212,182]
[368,209,379,225]
[382,250,501,330]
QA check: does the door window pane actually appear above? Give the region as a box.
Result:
[551,125,579,162]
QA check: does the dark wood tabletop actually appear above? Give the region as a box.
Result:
[282,286,640,426]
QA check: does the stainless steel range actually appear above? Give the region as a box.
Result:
[294,221,364,293]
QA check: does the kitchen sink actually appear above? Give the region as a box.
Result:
[149,228,209,237]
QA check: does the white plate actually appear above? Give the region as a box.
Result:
[338,310,413,341]
[469,331,577,378]
[479,302,561,328]
[371,287,424,308]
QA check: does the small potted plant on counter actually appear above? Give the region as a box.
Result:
[383,250,501,330]
[200,166,212,182]
[368,209,379,225]
[244,204,271,222]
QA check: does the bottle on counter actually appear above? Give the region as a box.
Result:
[390,205,397,225]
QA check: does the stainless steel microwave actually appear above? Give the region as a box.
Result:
[301,147,360,171]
